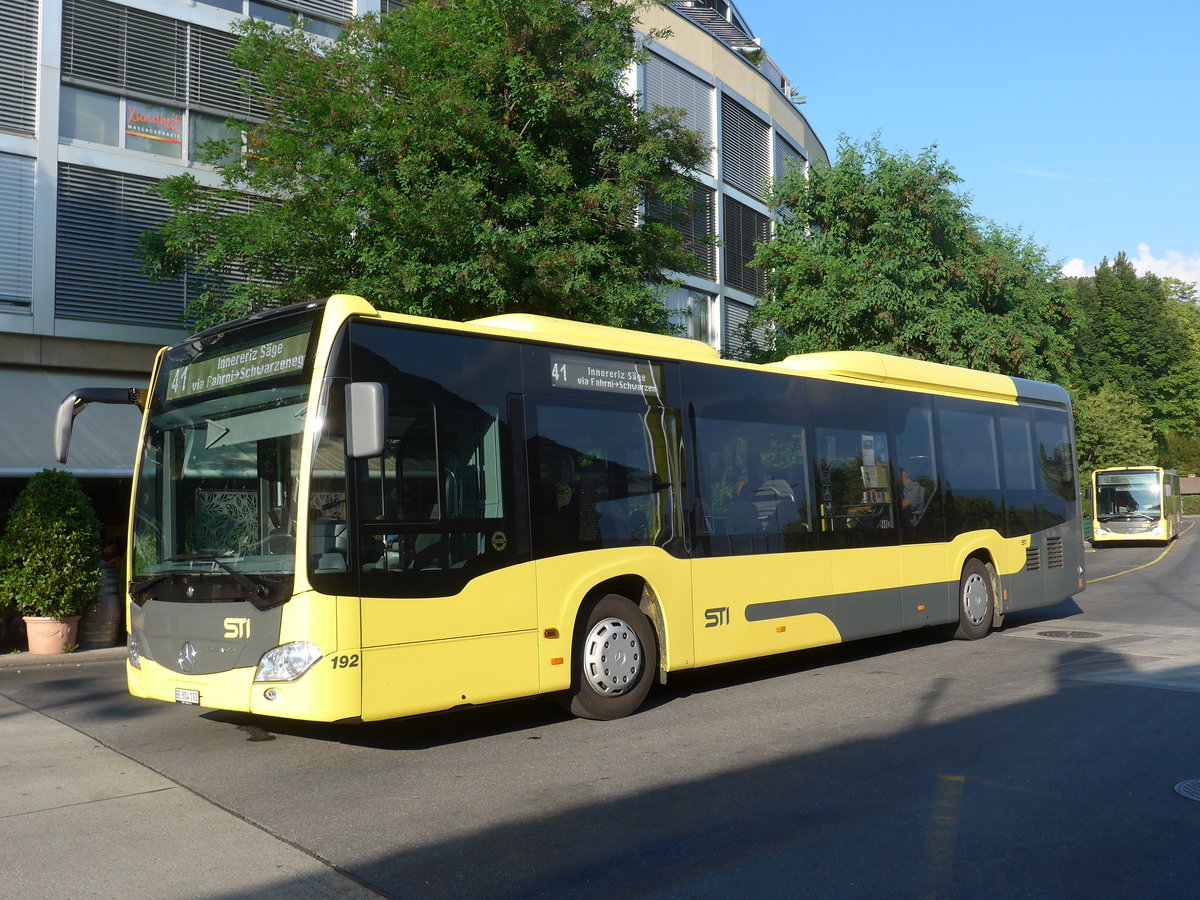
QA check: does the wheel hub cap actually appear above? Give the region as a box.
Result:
[963,573,989,626]
[583,617,642,696]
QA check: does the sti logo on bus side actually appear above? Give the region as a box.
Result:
[704,607,730,628]
[224,618,250,639]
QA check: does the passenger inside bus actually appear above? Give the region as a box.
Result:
[1111,489,1138,513]
[900,468,926,525]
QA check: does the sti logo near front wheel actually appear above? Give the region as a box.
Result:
[704,607,730,628]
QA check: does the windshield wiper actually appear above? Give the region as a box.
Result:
[129,551,234,597]
[164,553,271,600]
[128,572,173,597]
[129,554,289,610]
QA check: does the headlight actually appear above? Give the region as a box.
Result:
[254,641,323,683]
[128,634,141,669]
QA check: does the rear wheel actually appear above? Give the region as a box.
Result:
[952,558,995,641]
[565,594,657,720]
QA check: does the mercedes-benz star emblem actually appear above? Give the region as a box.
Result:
[178,642,197,672]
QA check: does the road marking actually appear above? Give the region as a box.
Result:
[1086,520,1195,584]
[921,773,965,900]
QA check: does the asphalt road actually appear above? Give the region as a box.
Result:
[5,528,1200,899]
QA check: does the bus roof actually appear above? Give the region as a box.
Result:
[471,313,721,362]
[322,295,1069,407]
[768,351,1069,407]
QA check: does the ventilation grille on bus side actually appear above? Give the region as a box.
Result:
[1025,547,1041,571]
[1046,536,1064,569]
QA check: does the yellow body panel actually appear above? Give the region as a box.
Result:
[361,631,539,721]
[359,563,538,646]
[276,590,340,651]
[356,563,540,719]
[692,551,836,666]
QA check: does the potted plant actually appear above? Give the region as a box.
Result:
[0,469,101,654]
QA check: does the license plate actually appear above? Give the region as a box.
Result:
[175,688,201,705]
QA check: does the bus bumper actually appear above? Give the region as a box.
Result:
[127,650,362,723]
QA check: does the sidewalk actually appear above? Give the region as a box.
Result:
[0,648,379,898]
[0,643,126,668]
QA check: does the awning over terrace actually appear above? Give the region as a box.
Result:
[0,367,147,477]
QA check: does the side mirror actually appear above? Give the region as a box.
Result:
[345,382,385,458]
[54,387,145,463]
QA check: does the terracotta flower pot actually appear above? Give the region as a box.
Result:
[23,616,80,655]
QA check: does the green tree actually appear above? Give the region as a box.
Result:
[142,0,707,330]
[1073,385,1157,476]
[1163,276,1200,360]
[749,135,1076,382]
[1163,431,1200,475]
[1072,254,1200,438]
[1162,278,1200,469]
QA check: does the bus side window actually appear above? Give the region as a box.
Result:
[1034,409,1075,528]
[891,395,942,543]
[308,379,352,576]
[937,401,1002,536]
[997,411,1037,537]
[813,427,893,537]
[361,401,505,576]
[529,401,675,556]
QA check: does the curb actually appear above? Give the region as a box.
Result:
[0,644,126,669]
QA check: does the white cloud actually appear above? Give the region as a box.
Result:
[1131,244,1200,285]
[1059,246,1200,285]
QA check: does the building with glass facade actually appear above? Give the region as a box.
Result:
[0,0,825,528]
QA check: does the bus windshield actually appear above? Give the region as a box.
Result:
[131,309,319,591]
[1095,470,1161,520]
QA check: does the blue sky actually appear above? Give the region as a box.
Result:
[739,0,1200,284]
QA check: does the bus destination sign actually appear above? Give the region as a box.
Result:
[166,332,310,402]
[550,352,660,399]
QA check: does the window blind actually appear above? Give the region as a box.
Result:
[644,53,714,173]
[721,94,770,198]
[268,0,353,21]
[62,0,186,102]
[190,27,265,120]
[0,153,34,307]
[0,0,39,134]
[646,182,716,280]
[723,195,769,296]
[56,164,187,327]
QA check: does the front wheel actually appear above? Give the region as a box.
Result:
[565,594,657,720]
[952,558,995,641]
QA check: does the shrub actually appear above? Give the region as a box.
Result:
[0,469,101,619]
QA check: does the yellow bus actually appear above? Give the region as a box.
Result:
[1091,466,1182,545]
[55,294,1084,722]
